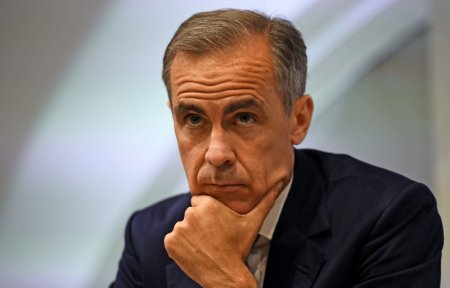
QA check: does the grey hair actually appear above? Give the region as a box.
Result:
[162,9,307,113]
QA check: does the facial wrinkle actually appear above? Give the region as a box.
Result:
[174,68,269,88]
[177,91,262,102]
[174,73,271,102]
[176,81,260,96]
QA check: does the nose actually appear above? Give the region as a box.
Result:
[205,128,236,167]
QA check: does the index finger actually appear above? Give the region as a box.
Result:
[190,195,212,207]
[247,182,284,220]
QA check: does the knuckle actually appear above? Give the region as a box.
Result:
[202,197,217,209]
[172,220,187,234]
[184,207,195,220]
[172,220,181,230]
[164,233,173,249]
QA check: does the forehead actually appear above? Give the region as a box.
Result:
[169,36,278,105]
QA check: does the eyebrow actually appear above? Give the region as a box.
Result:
[173,103,206,115]
[223,98,264,115]
[173,98,264,116]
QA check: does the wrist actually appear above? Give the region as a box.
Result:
[229,263,257,288]
[238,269,258,288]
[200,262,257,288]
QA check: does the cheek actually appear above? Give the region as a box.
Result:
[249,128,293,186]
[177,138,205,184]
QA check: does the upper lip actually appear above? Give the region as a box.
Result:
[204,183,244,186]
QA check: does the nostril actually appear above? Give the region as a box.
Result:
[205,145,235,167]
[205,151,232,167]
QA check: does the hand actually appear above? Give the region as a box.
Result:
[164,183,283,288]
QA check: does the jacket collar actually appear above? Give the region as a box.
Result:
[264,149,330,288]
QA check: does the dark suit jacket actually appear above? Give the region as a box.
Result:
[111,149,443,287]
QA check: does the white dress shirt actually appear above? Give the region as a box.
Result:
[246,177,293,287]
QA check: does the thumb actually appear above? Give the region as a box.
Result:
[247,182,284,221]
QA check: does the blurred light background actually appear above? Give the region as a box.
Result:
[0,0,448,287]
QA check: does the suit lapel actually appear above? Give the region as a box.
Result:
[264,149,330,288]
[264,222,326,288]
[165,262,201,288]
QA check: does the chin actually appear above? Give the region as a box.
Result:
[223,200,255,215]
[189,183,259,214]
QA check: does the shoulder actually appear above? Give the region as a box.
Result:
[297,149,436,207]
[294,148,442,245]
[299,148,412,185]
[295,149,443,285]
[112,194,191,286]
[125,193,190,257]
[130,193,191,239]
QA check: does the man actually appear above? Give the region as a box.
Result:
[111,9,443,287]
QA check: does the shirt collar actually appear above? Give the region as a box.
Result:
[258,176,293,240]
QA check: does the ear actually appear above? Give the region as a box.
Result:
[290,94,314,145]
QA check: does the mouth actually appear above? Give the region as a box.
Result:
[203,183,246,192]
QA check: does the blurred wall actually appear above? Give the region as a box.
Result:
[0,0,447,287]
[430,0,450,286]
[303,33,432,185]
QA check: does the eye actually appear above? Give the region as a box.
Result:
[235,112,256,126]
[185,114,203,127]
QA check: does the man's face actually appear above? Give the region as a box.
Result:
[170,37,308,214]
